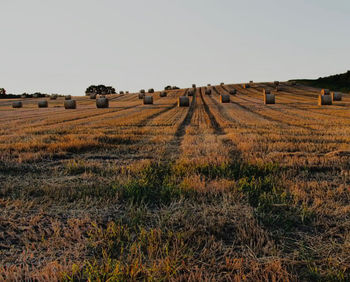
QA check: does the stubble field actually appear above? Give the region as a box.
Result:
[1,82,350,281]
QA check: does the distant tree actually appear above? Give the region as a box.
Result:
[86,85,116,95]
[0,88,6,95]
[106,86,115,94]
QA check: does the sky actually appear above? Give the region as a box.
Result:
[1,0,350,95]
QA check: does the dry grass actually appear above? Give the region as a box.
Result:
[1,84,350,281]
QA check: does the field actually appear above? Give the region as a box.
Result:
[1,82,350,281]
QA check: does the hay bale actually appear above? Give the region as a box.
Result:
[220,94,230,103]
[192,84,196,88]
[50,95,57,100]
[242,84,250,89]
[332,92,342,101]
[119,91,124,94]
[90,93,97,99]
[12,101,23,108]
[138,93,145,99]
[143,96,153,104]
[220,82,224,86]
[321,89,330,95]
[160,91,167,97]
[264,94,275,104]
[140,89,145,94]
[65,95,72,100]
[148,88,154,93]
[38,100,48,108]
[178,96,189,107]
[274,81,280,86]
[263,89,271,95]
[229,89,237,95]
[207,84,211,87]
[318,95,332,106]
[64,100,76,109]
[249,80,253,83]
[126,91,129,94]
[205,88,212,95]
[96,97,109,108]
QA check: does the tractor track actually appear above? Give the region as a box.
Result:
[161,89,196,160]
[199,88,226,135]
[200,87,241,159]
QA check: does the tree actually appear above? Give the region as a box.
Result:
[86,85,116,95]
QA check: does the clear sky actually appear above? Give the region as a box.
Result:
[1,0,349,95]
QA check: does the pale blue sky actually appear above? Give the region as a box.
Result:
[1,0,349,95]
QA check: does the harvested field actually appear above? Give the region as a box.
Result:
[1,83,350,281]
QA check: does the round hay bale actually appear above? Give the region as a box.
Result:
[160,91,167,97]
[249,80,253,83]
[126,91,129,94]
[119,91,124,94]
[321,89,330,95]
[264,94,275,104]
[207,84,211,87]
[38,100,48,108]
[12,101,23,108]
[187,89,194,96]
[332,92,342,101]
[220,82,224,86]
[205,88,212,95]
[263,89,271,95]
[140,89,145,94]
[96,97,109,108]
[50,95,57,100]
[143,96,153,105]
[318,95,332,106]
[229,89,237,95]
[178,96,189,107]
[138,93,145,99]
[220,94,230,103]
[90,93,97,99]
[64,100,76,109]
[274,81,280,86]
[192,84,196,88]
[148,88,154,93]
[65,95,72,100]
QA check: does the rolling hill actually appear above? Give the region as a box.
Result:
[293,70,350,93]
